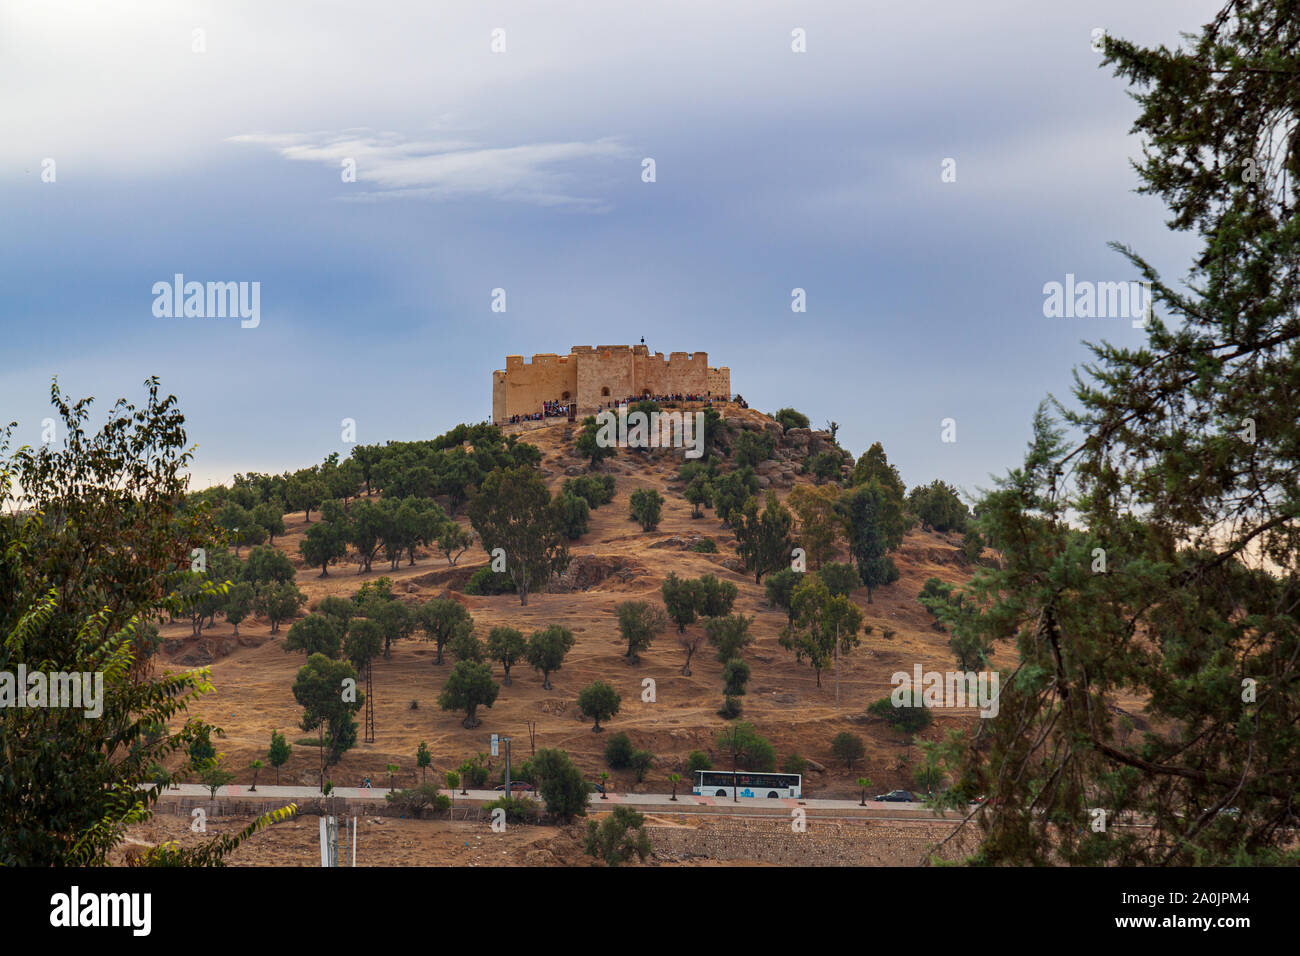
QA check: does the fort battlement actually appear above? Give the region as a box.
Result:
[493,345,731,423]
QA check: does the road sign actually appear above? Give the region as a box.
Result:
[490,733,499,757]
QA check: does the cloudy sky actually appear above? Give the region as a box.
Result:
[0,0,1218,495]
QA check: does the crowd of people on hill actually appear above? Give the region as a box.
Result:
[497,393,742,424]
[595,392,717,410]
[502,400,573,424]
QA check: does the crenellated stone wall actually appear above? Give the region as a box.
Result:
[492,345,731,422]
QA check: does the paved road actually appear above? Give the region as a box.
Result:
[154,783,966,821]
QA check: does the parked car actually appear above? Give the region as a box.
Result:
[493,781,534,792]
[589,781,606,794]
[874,789,916,803]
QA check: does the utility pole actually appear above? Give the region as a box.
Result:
[363,659,375,744]
[834,621,840,710]
[502,735,512,798]
[721,724,739,803]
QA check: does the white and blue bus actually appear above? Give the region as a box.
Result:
[693,770,802,799]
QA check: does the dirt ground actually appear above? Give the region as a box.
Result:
[147,408,1147,866]
[119,807,978,867]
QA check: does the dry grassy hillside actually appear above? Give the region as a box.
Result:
[162,410,1011,798]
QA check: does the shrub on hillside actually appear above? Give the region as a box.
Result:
[386,784,452,814]
[604,732,635,769]
[782,753,808,775]
[465,567,516,596]
[629,749,655,783]
[629,489,664,531]
[483,795,538,824]
[563,474,616,508]
[732,430,776,468]
[830,731,866,769]
[690,537,718,553]
[552,492,591,540]
[868,694,934,733]
[686,750,713,774]
[458,753,492,788]
[807,450,843,484]
[584,805,652,866]
[773,408,810,432]
[907,480,970,533]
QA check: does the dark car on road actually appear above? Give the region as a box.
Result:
[493,782,534,792]
[874,789,916,803]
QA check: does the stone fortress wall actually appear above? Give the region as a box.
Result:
[492,345,731,422]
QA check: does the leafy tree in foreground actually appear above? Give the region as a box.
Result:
[934,5,1300,865]
[0,379,293,865]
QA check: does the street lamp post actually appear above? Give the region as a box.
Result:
[502,735,512,799]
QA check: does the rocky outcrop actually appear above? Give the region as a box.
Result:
[548,554,647,592]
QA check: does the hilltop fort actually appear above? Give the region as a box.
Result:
[492,345,731,423]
